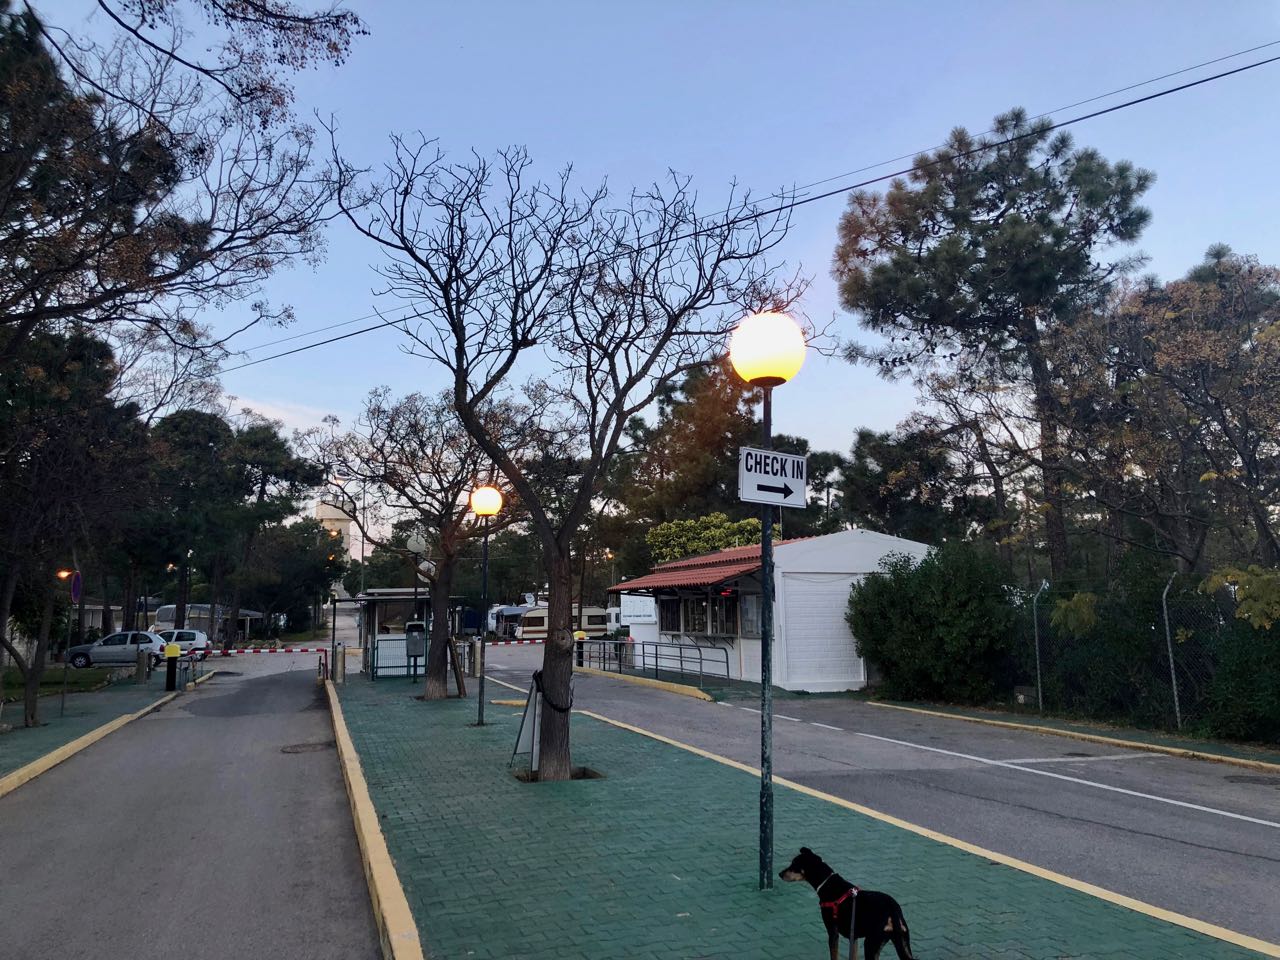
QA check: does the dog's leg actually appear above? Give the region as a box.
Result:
[826,919,839,960]
[889,910,913,960]
[847,930,859,960]
[865,934,888,960]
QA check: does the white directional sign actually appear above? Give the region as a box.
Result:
[738,446,807,509]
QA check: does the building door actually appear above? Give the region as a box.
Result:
[781,573,863,690]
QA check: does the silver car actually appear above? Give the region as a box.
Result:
[155,629,211,662]
[67,631,166,668]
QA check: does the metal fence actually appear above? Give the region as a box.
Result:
[1016,578,1240,733]
[575,638,732,689]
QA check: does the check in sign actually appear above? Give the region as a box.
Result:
[738,446,807,509]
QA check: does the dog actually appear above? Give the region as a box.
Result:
[780,847,915,960]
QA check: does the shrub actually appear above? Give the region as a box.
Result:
[847,541,1016,703]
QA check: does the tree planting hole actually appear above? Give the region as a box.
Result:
[281,740,335,754]
[513,766,604,784]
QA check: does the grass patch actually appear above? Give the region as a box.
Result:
[1,666,116,701]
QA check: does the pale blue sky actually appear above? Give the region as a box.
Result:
[61,1,1280,453]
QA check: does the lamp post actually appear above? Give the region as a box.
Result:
[405,532,429,623]
[471,484,503,726]
[729,310,806,891]
[55,567,79,718]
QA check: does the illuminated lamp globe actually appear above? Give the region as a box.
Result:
[728,311,806,387]
[470,485,504,517]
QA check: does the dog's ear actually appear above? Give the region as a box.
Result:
[800,846,812,855]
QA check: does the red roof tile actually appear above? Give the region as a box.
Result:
[607,539,809,593]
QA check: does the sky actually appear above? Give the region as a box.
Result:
[54,1,1280,454]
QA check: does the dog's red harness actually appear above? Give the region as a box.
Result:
[820,884,858,922]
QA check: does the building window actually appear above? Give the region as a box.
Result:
[681,597,708,633]
[709,595,738,635]
[522,616,545,628]
[659,598,681,632]
[586,614,608,626]
[740,594,761,638]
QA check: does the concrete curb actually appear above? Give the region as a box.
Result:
[0,691,179,800]
[868,700,1280,774]
[577,708,1280,959]
[574,666,713,701]
[325,680,425,960]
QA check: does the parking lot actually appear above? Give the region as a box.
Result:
[487,644,1280,946]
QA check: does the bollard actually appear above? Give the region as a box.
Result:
[335,643,346,683]
[136,649,148,683]
[164,642,180,692]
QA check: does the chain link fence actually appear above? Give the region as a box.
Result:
[1011,578,1275,739]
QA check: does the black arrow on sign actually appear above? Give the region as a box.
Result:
[757,482,794,498]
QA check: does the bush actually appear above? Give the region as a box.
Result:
[847,541,1016,703]
[1203,621,1280,742]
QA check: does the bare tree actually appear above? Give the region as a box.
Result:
[0,3,347,361]
[303,389,518,699]
[333,139,801,779]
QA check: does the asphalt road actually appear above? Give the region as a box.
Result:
[0,662,379,960]
[488,645,1280,946]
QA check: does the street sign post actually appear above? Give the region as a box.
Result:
[738,447,807,509]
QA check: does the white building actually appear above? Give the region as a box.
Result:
[611,529,929,692]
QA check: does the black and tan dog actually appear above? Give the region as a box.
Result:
[780,848,915,960]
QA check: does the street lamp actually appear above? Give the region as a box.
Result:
[728,310,805,891]
[470,484,503,726]
[405,531,429,623]
[55,567,81,718]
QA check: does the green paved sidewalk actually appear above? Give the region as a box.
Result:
[0,676,173,778]
[338,677,1270,960]
[875,700,1280,767]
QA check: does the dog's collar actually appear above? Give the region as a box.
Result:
[815,871,839,897]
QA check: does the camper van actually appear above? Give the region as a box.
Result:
[500,604,611,641]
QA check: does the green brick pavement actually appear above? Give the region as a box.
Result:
[338,677,1270,960]
[0,676,173,778]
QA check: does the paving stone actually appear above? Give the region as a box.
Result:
[338,677,1269,960]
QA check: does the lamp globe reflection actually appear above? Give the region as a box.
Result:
[728,311,805,387]
[470,485,503,517]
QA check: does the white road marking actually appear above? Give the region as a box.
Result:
[851,730,1280,830]
[739,706,762,714]
[777,715,803,722]
[1004,753,1145,764]
[810,722,844,732]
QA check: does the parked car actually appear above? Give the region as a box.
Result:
[154,629,211,663]
[67,631,166,669]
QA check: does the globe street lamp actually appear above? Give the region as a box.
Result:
[471,484,503,725]
[55,567,79,718]
[404,531,429,624]
[728,310,805,891]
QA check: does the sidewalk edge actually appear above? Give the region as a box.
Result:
[0,691,179,799]
[325,680,425,960]
[868,700,1280,773]
[575,666,713,700]
[577,708,1280,960]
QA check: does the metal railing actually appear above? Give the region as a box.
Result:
[575,638,731,688]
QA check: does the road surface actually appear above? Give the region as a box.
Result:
[0,658,379,960]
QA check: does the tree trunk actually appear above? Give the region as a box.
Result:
[101,572,115,634]
[122,564,137,631]
[971,424,1013,572]
[1022,328,1071,582]
[175,559,190,630]
[537,543,576,781]
[0,563,25,727]
[24,587,56,727]
[421,559,455,701]
[208,555,223,644]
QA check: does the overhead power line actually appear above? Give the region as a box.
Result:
[219,46,1280,375]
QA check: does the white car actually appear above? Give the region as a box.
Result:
[67,631,166,668]
[154,629,211,662]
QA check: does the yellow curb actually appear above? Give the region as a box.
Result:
[325,681,425,960]
[576,708,1280,959]
[194,669,218,686]
[0,691,180,800]
[574,666,713,701]
[490,699,525,707]
[868,701,1280,774]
